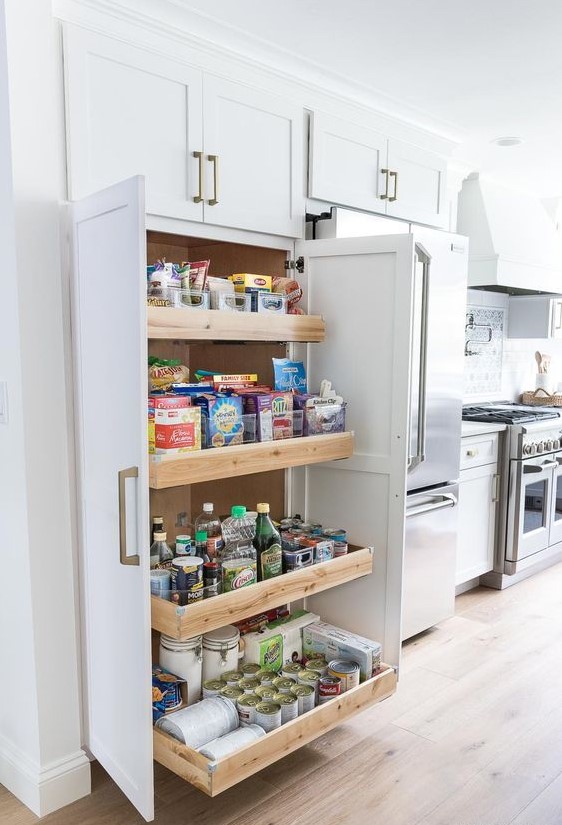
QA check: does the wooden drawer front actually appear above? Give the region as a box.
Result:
[153,665,397,796]
[460,434,499,470]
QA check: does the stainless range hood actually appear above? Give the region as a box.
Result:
[457,173,562,294]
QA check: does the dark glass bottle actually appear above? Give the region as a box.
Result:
[254,503,282,581]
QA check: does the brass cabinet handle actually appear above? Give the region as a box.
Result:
[389,170,398,202]
[193,151,204,203]
[380,168,390,200]
[492,473,500,503]
[118,466,139,566]
[208,154,219,205]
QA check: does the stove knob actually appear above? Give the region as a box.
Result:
[523,444,532,455]
[546,439,554,451]
[537,442,544,453]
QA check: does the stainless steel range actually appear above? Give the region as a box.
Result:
[463,404,562,585]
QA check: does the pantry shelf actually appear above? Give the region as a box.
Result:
[153,664,396,796]
[149,432,354,488]
[151,544,373,639]
[147,307,326,343]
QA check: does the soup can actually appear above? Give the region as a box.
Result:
[256,669,277,686]
[220,685,244,702]
[239,677,260,694]
[318,676,342,704]
[281,662,303,678]
[255,702,282,732]
[150,569,171,599]
[170,557,204,606]
[255,685,277,703]
[202,679,224,699]
[273,692,299,723]
[334,541,348,557]
[305,659,328,676]
[272,676,296,694]
[241,663,261,677]
[290,683,315,713]
[237,694,261,726]
[222,670,244,687]
[175,535,192,556]
[323,528,347,542]
[328,660,360,693]
[298,669,320,699]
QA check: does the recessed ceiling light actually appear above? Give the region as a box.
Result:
[492,136,524,147]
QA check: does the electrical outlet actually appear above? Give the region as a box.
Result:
[0,382,7,424]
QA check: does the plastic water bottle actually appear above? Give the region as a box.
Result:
[221,506,257,592]
[194,502,224,558]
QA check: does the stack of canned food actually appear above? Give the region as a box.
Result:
[279,516,348,571]
[201,656,361,732]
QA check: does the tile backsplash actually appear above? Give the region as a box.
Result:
[464,305,505,395]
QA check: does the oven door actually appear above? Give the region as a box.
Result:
[506,455,558,562]
[548,453,562,547]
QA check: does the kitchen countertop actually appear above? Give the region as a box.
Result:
[462,421,507,438]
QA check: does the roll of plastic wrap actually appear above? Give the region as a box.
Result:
[197,724,266,760]
[155,696,238,748]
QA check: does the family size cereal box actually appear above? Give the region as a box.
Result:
[195,394,244,448]
[152,395,201,455]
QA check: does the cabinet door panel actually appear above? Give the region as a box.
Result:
[64,25,203,222]
[203,76,304,237]
[309,112,388,213]
[71,177,153,821]
[456,464,497,585]
[386,140,447,228]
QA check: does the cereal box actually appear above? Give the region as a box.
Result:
[152,395,201,454]
[195,394,244,448]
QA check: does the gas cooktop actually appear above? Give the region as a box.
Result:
[462,403,561,425]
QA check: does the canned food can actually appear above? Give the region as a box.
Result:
[150,569,171,598]
[273,692,299,723]
[220,685,244,702]
[175,535,192,555]
[323,528,347,542]
[305,659,328,676]
[290,683,316,713]
[309,522,324,536]
[298,670,320,699]
[222,670,244,687]
[328,660,360,693]
[333,541,348,557]
[203,562,220,598]
[255,702,282,732]
[272,676,297,694]
[241,663,261,677]
[202,679,224,699]
[239,677,260,694]
[237,693,261,726]
[282,546,314,572]
[318,675,342,704]
[281,662,303,678]
[255,685,277,702]
[255,669,277,686]
[170,557,204,606]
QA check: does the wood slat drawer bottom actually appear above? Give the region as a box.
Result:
[153,665,397,796]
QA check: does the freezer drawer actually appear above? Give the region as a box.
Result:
[402,484,458,640]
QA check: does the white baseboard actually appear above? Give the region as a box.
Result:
[0,733,91,817]
[455,577,481,596]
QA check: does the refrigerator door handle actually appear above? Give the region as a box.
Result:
[406,493,457,518]
[408,244,431,471]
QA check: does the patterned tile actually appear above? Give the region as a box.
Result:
[464,306,505,395]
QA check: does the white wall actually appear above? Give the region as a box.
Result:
[0,0,89,815]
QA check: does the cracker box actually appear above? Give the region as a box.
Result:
[242,392,274,442]
[152,394,201,454]
[195,394,244,448]
[302,621,382,681]
[230,273,272,312]
[271,391,293,440]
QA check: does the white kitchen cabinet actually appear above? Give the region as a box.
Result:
[308,111,448,228]
[63,26,304,237]
[456,436,500,585]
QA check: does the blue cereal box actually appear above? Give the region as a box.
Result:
[196,394,244,448]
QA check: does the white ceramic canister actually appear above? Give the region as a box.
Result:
[159,634,202,706]
[202,625,241,682]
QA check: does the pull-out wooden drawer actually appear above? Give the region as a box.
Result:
[153,665,396,796]
[460,433,499,470]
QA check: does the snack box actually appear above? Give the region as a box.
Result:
[243,611,320,671]
[230,273,272,312]
[153,396,201,454]
[195,394,244,448]
[271,391,293,440]
[241,392,274,442]
[302,622,382,681]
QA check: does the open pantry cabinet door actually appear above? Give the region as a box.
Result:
[293,234,415,672]
[71,176,154,821]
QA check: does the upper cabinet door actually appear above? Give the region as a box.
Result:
[64,25,204,222]
[308,112,388,213]
[71,176,154,822]
[385,140,448,228]
[202,76,304,237]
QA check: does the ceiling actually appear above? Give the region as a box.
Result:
[169,0,562,198]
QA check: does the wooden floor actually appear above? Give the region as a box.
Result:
[4,564,562,824]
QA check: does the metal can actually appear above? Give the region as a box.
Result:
[318,676,342,704]
[202,679,224,699]
[282,546,314,572]
[222,670,244,687]
[305,659,328,676]
[290,683,315,713]
[170,557,204,606]
[255,685,277,702]
[175,535,192,555]
[255,669,277,686]
[237,693,261,726]
[239,677,260,694]
[241,663,261,677]
[272,676,297,694]
[333,541,348,557]
[203,561,220,598]
[297,669,320,700]
[281,662,303,678]
[220,685,244,702]
[328,660,360,693]
[309,522,324,536]
[273,692,299,723]
[323,528,347,542]
[255,702,282,732]
[150,569,171,599]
